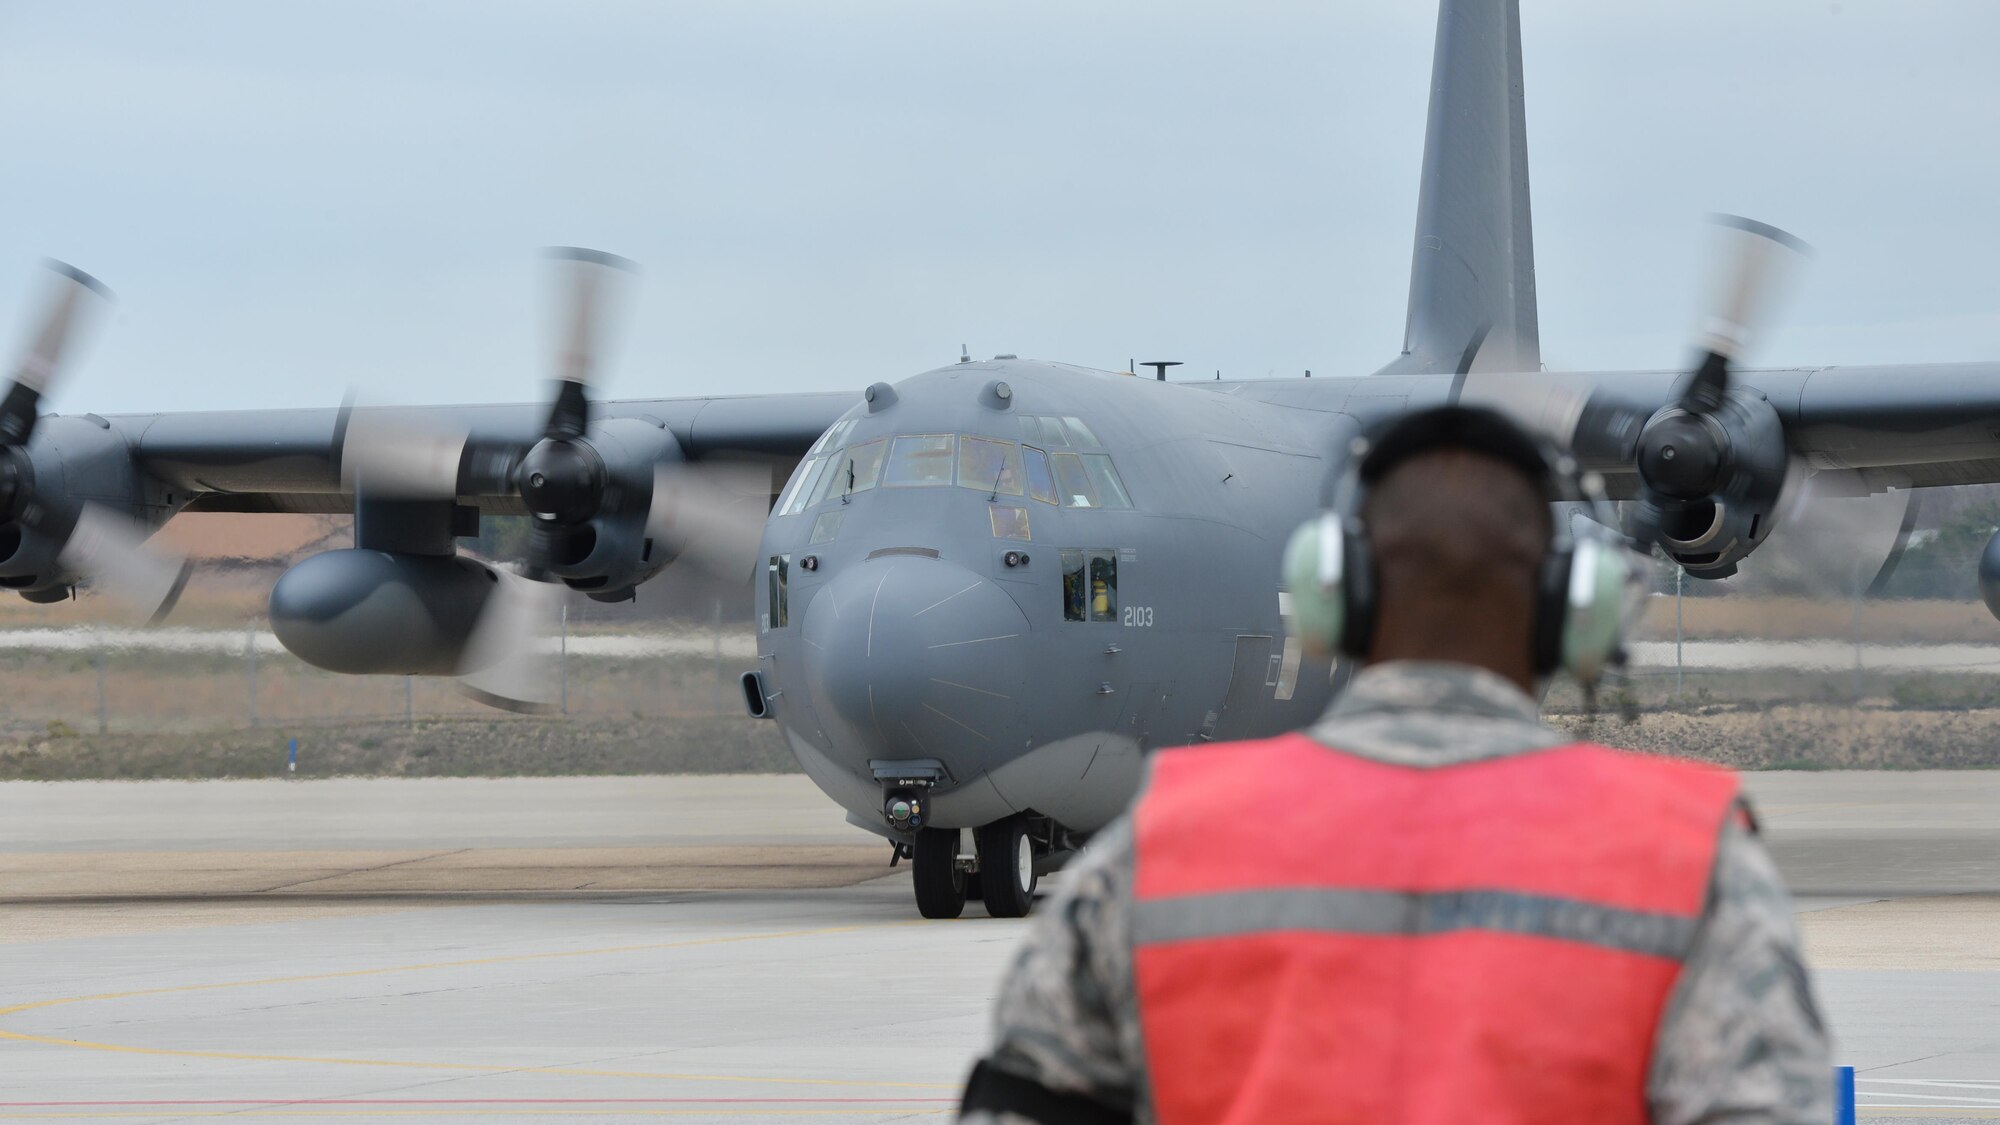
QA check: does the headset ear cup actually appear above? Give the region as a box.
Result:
[1338,517,1376,659]
[1533,547,1573,677]
[1559,536,1632,684]
[1281,517,1345,655]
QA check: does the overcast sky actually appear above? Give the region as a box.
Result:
[3,1,1999,415]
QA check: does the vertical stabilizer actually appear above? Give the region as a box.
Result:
[1374,0,1540,376]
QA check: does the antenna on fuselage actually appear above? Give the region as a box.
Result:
[1142,360,1181,382]
[958,344,970,364]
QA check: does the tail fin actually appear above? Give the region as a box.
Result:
[1373,0,1540,376]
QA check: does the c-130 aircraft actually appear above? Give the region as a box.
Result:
[6,0,2000,918]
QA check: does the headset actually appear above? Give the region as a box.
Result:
[1282,405,1637,686]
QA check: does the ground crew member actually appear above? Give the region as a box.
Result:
[960,405,1830,1123]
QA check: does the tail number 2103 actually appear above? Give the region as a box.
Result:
[1122,606,1154,627]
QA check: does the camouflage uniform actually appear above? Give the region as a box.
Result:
[962,660,1831,1124]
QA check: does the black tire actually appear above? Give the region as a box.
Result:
[975,816,1038,918]
[912,827,967,919]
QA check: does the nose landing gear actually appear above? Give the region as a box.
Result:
[911,826,970,919]
[974,816,1038,918]
[906,814,1046,919]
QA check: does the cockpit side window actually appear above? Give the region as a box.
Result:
[766,554,790,629]
[805,451,844,508]
[808,419,855,457]
[778,457,827,516]
[958,437,1024,497]
[1060,547,1118,622]
[884,434,957,486]
[1088,550,1118,621]
[1079,453,1132,509]
[1052,452,1098,508]
[1062,416,1102,448]
[1022,446,1058,505]
[1061,549,1087,621]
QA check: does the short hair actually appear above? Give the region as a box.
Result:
[1362,447,1552,611]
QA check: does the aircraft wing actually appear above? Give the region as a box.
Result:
[1545,363,2000,497]
[0,390,856,614]
[1784,363,2000,489]
[1228,361,2000,495]
[127,392,857,514]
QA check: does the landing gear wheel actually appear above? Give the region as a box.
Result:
[975,817,1038,918]
[912,827,967,919]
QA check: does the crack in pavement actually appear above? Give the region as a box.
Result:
[252,850,472,895]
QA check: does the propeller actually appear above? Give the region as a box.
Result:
[1457,216,1920,592]
[338,247,771,712]
[0,262,190,623]
[1619,216,1810,550]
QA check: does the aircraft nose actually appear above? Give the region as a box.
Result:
[800,554,1029,768]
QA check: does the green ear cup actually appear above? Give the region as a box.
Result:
[1283,514,1345,656]
[1560,535,1633,684]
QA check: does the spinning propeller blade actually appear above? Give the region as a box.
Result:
[1,263,186,623]
[1,262,110,447]
[542,247,636,443]
[55,504,192,625]
[644,462,771,583]
[455,565,565,714]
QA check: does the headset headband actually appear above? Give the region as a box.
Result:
[1356,404,1559,501]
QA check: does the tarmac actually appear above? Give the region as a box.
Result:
[0,773,1996,1123]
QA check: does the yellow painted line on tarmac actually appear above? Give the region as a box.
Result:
[0,921,954,1091]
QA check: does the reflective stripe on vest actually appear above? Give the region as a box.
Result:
[1131,734,1739,1125]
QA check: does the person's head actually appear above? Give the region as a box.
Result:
[1283,406,1629,694]
[1360,436,1552,690]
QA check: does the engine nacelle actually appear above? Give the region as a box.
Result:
[269,549,500,675]
[0,513,65,596]
[1632,388,1790,580]
[539,416,684,597]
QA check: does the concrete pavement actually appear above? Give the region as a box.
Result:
[0,772,1997,1121]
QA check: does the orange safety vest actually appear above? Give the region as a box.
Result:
[1132,733,1740,1125]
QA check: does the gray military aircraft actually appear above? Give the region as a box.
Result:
[6,0,2000,918]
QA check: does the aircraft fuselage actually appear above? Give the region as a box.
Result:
[754,358,1380,843]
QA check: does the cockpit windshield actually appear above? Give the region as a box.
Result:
[778,427,1132,515]
[884,434,956,486]
[958,437,1023,497]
